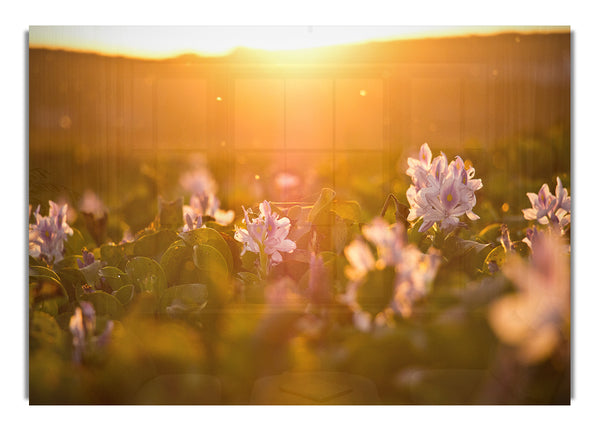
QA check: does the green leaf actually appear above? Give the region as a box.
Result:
[100,243,127,268]
[192,244,229,277]
[99,266,132,291]
[235,271,265,303]
[133,229,180,262]
[80,291,124,319]
[56,267,88,301]
[286,205,304,221]
[513,240,531,258]
[332,217,348,254]
[203,221,235,235]
[308,188,336,223]
[99,266,128,277]
[29,255,45,267]
[29,311,63,352]
[356,267,396,316]
[29,266,61,284]
[79,260,104,286]
[29,269,68,310]
[53,255,83,271]
[179,227,234,273]
[125,256,168,297]
[311,211,348,253]
[158,196,183,230]
[158,283,208,318]
[32,298,60,316]
[160,241,197,286]
[241,250,258,273]
[218,232,243,273]
[483,245,506,273]
[330,200,362,222]
[477,223,503,244]
[64,228,86,256]
[112,284,135,305]
[443,236,492,258]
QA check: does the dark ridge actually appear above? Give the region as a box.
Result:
[29,31,570,65]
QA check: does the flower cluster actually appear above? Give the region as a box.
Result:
[234,201,297,275]
[341,218,441,331]
[522,177,570,234]
[406,143,482,233]
[488,228,570,364]
[180,168,235,230]
[69,301,114,364]
[29,200,74,264]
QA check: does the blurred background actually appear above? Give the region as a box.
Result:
[29,26,570,235]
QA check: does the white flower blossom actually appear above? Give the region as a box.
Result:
[488,229,570,364]
[522,177,570,234]
[341,217,441,331]
[234,201,296,273]
[179,167,235,229]
[29,200,74,264]
[406,144,482,233]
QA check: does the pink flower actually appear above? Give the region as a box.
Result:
[522,177,571,235]
[234,201,296,271]
[522,183,557,224]
[341,218,441,331]
[69,301,113,364]
[406,144,482,233]
[488,229,570,364]
[180,167,235,229]
[29,200,74,264]
[79,190,107,219]
[343,239,376,281]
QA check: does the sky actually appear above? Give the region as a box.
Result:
[28,25,569,59]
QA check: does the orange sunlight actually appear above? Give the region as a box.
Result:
[29,25,568,59]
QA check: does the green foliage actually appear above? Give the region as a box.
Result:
[133,229,179,262]
[158,196,183,230]
[160,240,197,286]
[27,152,570,404]
[308,188,337,224]
[356,267,396,316]
[441,235,493,276]
[192,244,229,280]
[64,228,87,256]
[484,246,506,273]
[158,283,208,320]
[56,267,87,301]
[112,284,135,305]
[79,260,104,286]
[29,266,68,313]
[98,266,131,291]
[478,223,503,244]
[100,243,128,268]
[179,227,234,274]
[29,311,64,352]
[80,291,125,320]
[125,257,168,297]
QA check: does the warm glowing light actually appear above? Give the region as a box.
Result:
[254,174,260,180]
[28,26,569,59]
[59,115,72,129]
[359,90,367,97]
[216,96,222,101]
[502,203,510,212]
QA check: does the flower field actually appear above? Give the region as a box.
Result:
[28,139,571,405]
